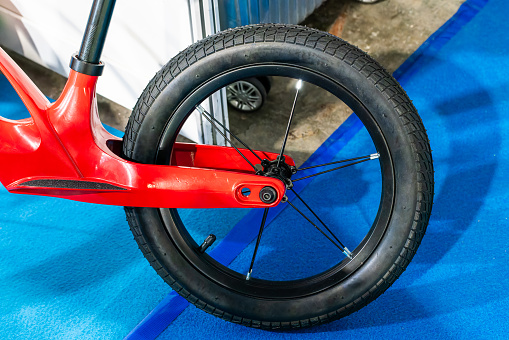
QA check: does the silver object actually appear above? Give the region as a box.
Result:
[226,80,264,112]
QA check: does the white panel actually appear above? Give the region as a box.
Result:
[0,0,193,109]
[0,0,232,143]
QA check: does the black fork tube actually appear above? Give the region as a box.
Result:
[70,0,116,75]
[78,0,116,63]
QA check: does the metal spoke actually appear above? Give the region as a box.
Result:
[227,85,239,95]
[286,199,352,258]
[197,105,264,163]
[246,208,270,280]
[197,106,257,171]
[277,79,302,167]
[293,153,379,182]
[246,87,256,95]
[298,153,379,171]
[290,188,347,250]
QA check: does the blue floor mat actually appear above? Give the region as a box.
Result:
[0,75,167,339]
[156,0,509,338]
[1,0,509,338]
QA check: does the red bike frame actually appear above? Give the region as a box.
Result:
[0,3,287,209]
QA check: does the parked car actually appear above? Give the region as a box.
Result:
[226,76,271,112]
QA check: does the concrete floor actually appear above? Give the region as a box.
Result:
[5,0,464,164]
[308,0,465,73]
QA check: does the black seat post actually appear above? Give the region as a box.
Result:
[70,0,116,76]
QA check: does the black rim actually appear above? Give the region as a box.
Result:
[156,64,395,299]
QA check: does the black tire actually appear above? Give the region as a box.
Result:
[257,76,272,94]
[123,24,433,329]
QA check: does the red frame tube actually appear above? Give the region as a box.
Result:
[0,47,288,208]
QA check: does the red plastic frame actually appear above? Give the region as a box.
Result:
[0,47,289,208]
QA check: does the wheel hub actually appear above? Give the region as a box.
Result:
[258,156,297,189]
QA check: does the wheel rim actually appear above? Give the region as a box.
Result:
[226,80,264,112]
[156,64,395,299]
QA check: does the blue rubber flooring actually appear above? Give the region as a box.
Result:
[1,0,508,338]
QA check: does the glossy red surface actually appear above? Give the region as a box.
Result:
[0,48,287,208]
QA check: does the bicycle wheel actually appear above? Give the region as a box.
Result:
[123,24,433,329]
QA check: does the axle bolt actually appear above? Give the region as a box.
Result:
[260,186,278,204]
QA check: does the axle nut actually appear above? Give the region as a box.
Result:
[259,186,278,204]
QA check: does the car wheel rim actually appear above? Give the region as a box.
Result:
[226,80,263,112]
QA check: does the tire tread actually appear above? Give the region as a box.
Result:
[123,24,434,329]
